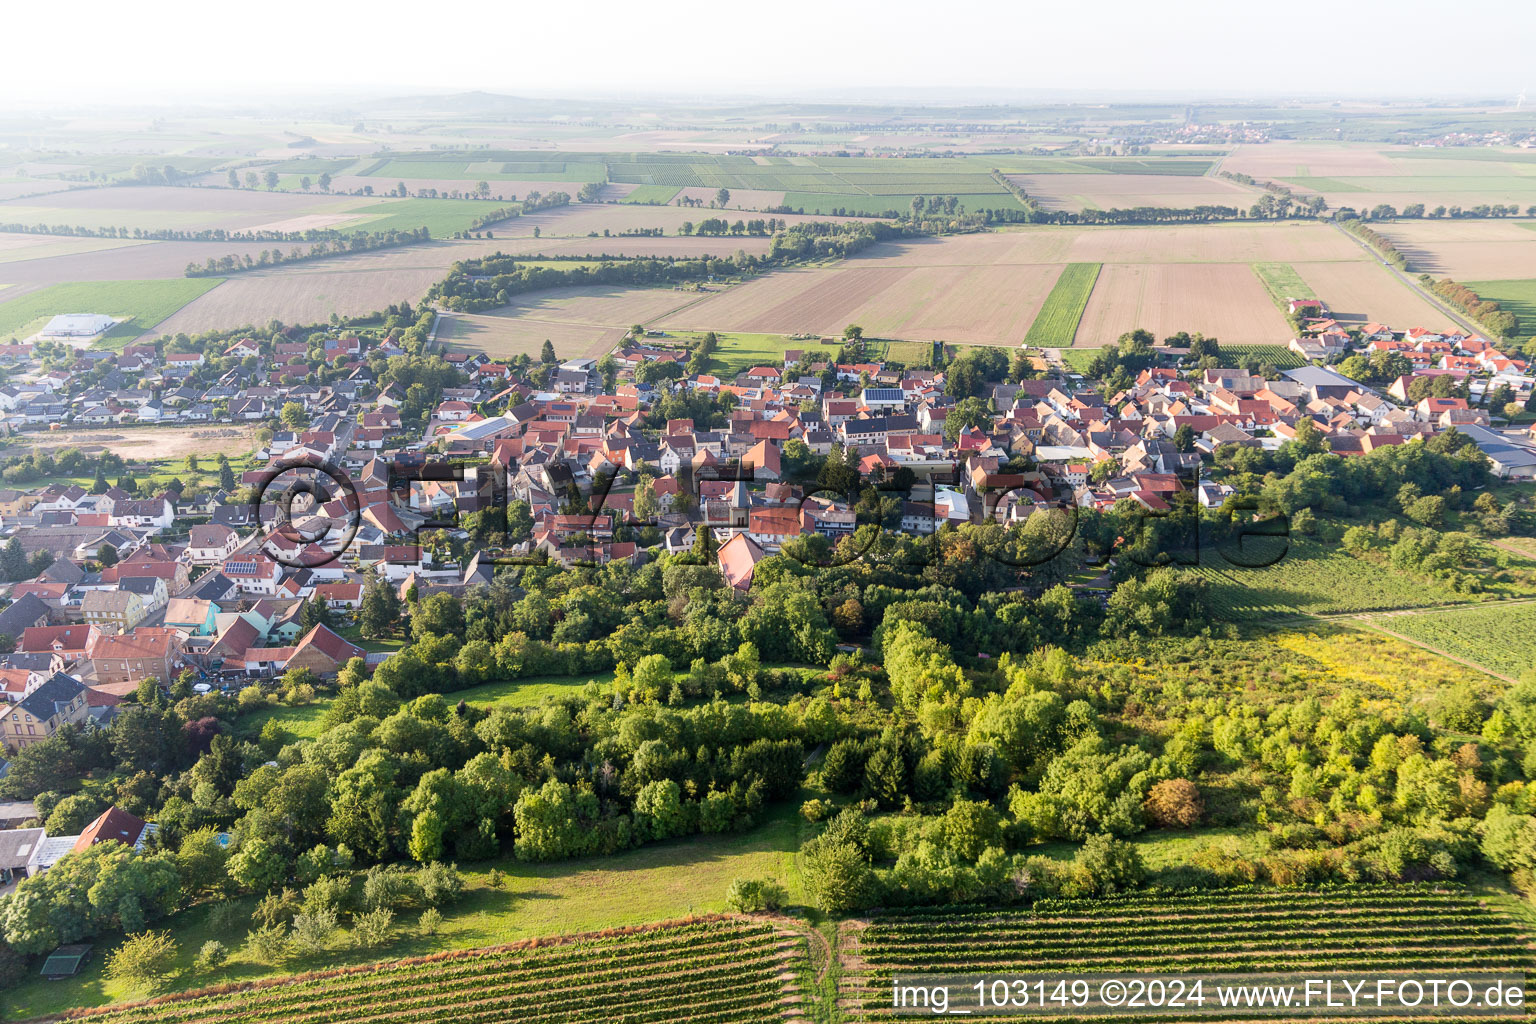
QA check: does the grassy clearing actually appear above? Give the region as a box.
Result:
[450,672,616,709]
[653,330,802,377]
[1024,262,1100,347]
[619,185,682,205]
[1375,602,1536,679]
[234,701,328,741]
[0,278,224,344]
[1252,261,1317,307]
[237,671,617,745]
[1059,348,1100,372]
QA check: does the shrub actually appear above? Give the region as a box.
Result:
[1145,779,1204,828]
[724,877,789,913]
[352,907,395,948]
[417,861,465,906]
[192,940,228,974]
[243,923,292,965]
[419,907,443,936]
[104,931,178,990]
[289,907,338,953]
[801,798,834,823]
[362,864,419,911]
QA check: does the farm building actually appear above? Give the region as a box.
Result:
[39,314,115,339]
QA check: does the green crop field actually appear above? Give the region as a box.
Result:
[1024,263,1100,347]
[0,278,224,346]
[335,198,520,235]
[854,886,1532,1020]
[1252,261,1317,306]
[1465,279,1536,333]
[619,185,682,205]
[1376,602,1536,678]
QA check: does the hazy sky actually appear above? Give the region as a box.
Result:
[5,0,1532,106]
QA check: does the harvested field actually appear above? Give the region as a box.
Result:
[1292,261,1455,330]
[672,186,785,210]
[488,283,706,327]
[1010,172,1251,211]
[0,232,147,265]
[0,238,276,293]
[852,232,1077,266]
[1378,219,1536,279]
[0,185,372,233]
[1223,142,1405,180]
[135,237,568,335]
[1072,263,1293,346]
[438,312,620,362]
[1063,221,1364,263]
[526,236,774,259]
[0,179,75,202]
[245,212,363,233]
[439,283,707,361]
[657,262,1063,346]
[509,203,865,239]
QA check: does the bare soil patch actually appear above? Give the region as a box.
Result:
[1293,260,1457,330]
[21,425,257,460]
[1073,263,1293,346]
[1378,220,1536,279]
[1064,222,1364,264]
[657,262,1063,346]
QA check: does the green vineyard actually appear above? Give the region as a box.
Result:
[64,919,806,1024]
[1377,601,1536,679]
[1191,541,1477,621]
[848,885,1535,1021]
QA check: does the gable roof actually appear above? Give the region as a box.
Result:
[17,672,85,721]
[72,806,147,853]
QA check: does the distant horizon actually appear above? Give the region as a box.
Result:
[0,85,1529,118]
[4,0,1532,110]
